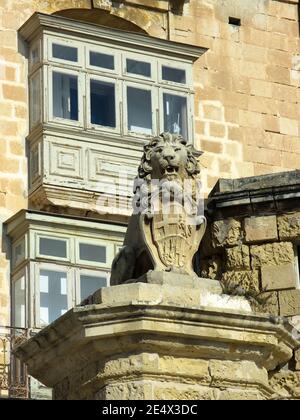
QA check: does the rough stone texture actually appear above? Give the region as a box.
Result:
[14,281,299,400]
[152,383,216,400]
[212,218,242,248]
[245,216,278,243]
[200,255,223,280]
[95,273,252,312]
[221,269,260,294]
[217,389,264,400]
[279,290,300,317]
[207,171,300,320]
[278,212,300,240]
[261,263,297,291]
[254,291,279,315]
[269,371,300,399]
[225,245,250,270]
[295,349,300,371]
[250,242,294,268]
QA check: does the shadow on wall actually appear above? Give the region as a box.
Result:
[54,8,147,34]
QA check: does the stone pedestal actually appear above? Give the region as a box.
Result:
[15,273,299,400]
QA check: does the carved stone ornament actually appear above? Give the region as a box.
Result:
[111,132,206,284]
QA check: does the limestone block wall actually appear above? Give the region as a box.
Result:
[203,177,300,318]
[202,215,299,313]
[203,171,300,397]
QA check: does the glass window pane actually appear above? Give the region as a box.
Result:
[39,270,68,326]
[13,239,25,268]
[163,93,188,139]
[126,59,151,78]
[13,276,26,328]
[52,43,78,62]
[53,71,78,121]
[30,72,41,127]
[30,45,40,66]
[90,79,116,127]
[80,274,107,301]
[127,87,152,135]
[162,66,186,84]
[90,51,114,70]
[79,243,106,263]
[39,238,67,258]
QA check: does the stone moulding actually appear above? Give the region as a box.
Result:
[14,282,300,400]
[208,170,300,217]
[19,12,206,60]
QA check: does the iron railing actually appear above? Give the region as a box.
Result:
[0,326,30,399]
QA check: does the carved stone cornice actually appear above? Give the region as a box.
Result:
[92,0,187,14]
[29,184,132,222]
[208,170,300,219]
[14,281,299,399]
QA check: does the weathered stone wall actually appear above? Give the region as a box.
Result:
[204,171,300,397]
[202,209,300,312]
[202,215,299,312]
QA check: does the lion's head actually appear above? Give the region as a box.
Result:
[138,133,201,182]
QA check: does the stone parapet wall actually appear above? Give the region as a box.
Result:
[203,170,300,391]
[204,171,300,314]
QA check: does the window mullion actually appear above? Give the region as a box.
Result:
[34,262,40,329]
[83,72,87,131]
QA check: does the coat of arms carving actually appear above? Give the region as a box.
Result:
[111,132,206,284]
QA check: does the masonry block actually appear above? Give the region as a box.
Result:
[250,242,294,268]
[261,263,297,291]
[278,212,300,240]
[279,290,300,317]
[245,216,278,243]
[212,219,242,248]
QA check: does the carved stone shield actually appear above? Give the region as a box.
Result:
[150,202,199,273]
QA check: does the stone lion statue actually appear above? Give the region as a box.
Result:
[110,132,207,285]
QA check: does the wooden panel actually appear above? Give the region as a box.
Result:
[49,142,83,179]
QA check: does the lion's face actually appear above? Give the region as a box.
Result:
[138,133,201,182]
[149,139,188,181]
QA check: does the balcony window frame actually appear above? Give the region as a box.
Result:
[6,211,126,330]
[75,238,113,269]
[12,268,27,329]
[48,66,84,128]
[29,38,42,72]
[86,44,119,75]
[159,87,192,140]
[122,52,156,83]
[47,36,83,68]
[20,13,206,146]
[159,59,191,87]
[12,235,27,270]
[123,80,157,138]
[86,73,121,134]
[35,233,70,263]
[75,268,109,305]
[34,261,73,329]
[29,69,42,129]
